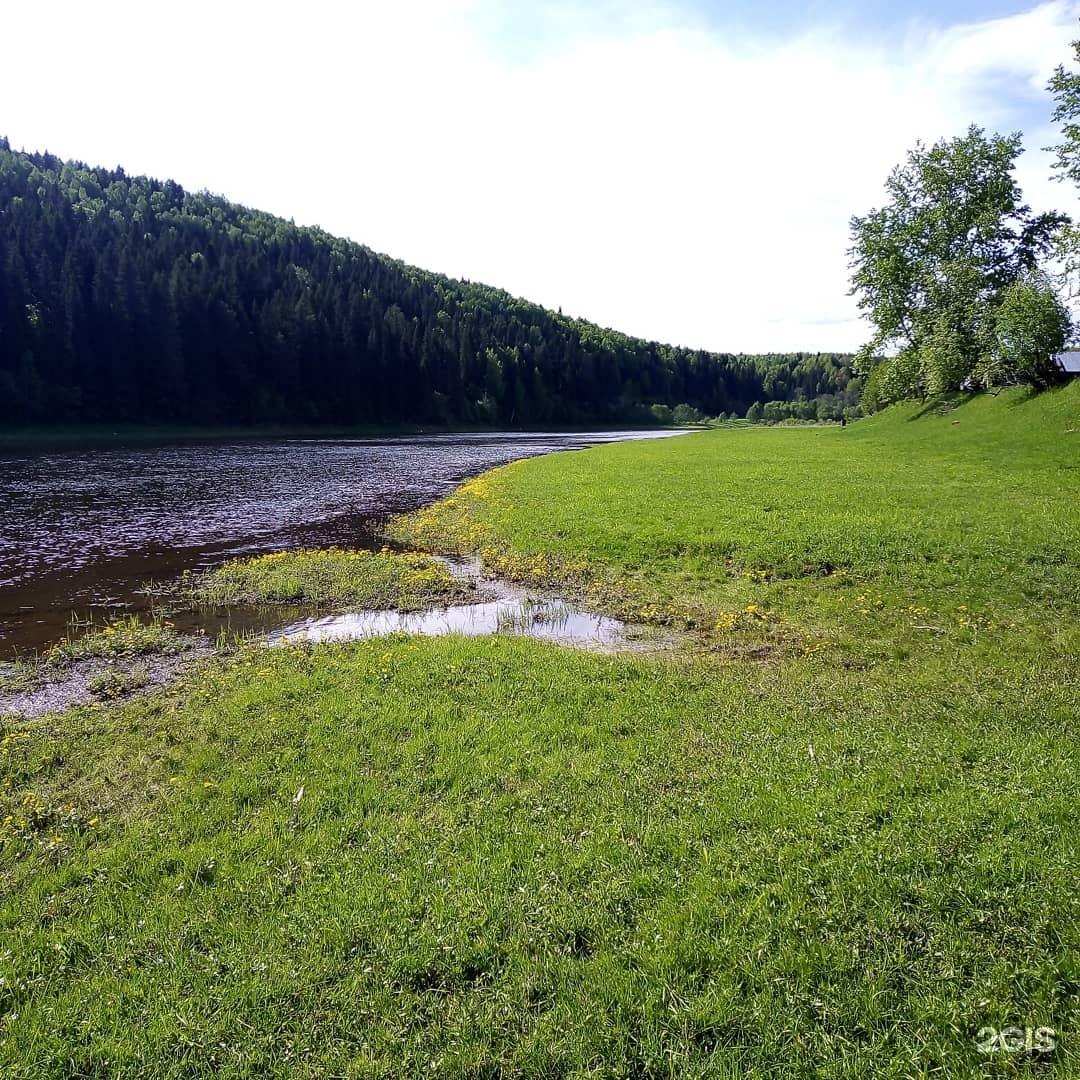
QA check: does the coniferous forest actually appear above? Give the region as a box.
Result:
[0,140,859,427]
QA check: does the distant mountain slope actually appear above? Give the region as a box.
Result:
[0,139,858,426]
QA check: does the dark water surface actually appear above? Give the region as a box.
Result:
[0,431,681,657]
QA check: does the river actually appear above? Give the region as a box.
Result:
[0,430,682,657]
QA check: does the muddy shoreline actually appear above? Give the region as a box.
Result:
[1,641,214,720]
[0,556,674,720]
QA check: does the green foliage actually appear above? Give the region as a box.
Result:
[922,312,971,397]
[1047,40,1080,302]
[746,397,849,424]
[762,400,788,423]
[859,357,893,411]
[850,126,1066,399]
[1048,38,1080,190]
[671,402,705,424]
[46,616,186,668]
[862,349,926,407]
[0,661,36,695]
[86,664,150,700]
[191,548,472,610]
[0,142,857,427]
[979,272,1071,387]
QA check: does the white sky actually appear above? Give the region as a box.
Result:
[3,0,1080,353]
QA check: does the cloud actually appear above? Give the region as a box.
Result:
[2,0,1079,352]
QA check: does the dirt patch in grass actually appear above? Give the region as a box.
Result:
[0,650,211,720]
[1,616,210,719]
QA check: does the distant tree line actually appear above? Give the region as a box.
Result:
[744,389,861,424]
[0,141,857,427]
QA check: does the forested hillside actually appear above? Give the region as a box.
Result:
[0,140,858,426]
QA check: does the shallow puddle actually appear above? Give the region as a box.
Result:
[271,596,632,650]
[268,557,663,652]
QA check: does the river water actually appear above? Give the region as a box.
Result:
[0,431,681,657]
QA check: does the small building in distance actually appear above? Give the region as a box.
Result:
[1054,349,1080,376]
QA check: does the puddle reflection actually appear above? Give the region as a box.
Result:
[272,597,629,649]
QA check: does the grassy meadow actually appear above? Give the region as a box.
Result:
[1,387,1077,1077]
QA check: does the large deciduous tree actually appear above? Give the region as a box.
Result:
[1049,40,1080,190]
[849,126,1067,402]
[1048,37,1080,299]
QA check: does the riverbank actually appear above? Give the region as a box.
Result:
[1,429,683,659]
[0,386,1076,1077]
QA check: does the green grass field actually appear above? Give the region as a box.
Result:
[1,387,1077,1077]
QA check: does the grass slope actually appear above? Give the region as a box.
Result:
[1,388,1077,1078]
[395,387,1079,645]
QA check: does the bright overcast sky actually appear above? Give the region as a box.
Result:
[4,0,1080,353]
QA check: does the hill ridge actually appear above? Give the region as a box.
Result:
[0,138,858,427]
